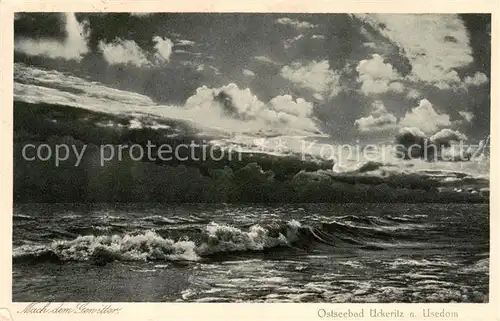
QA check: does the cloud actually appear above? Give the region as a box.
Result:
[430,128,468,146]
[355,114,398,133]
[423,71,487,91]
[356,14,474,89]
[16,63,321,136]
[174,49,194,55]
[152,36,174,63]
[99,36,173,67]
[276,17,317,30]
[268,95,313,118]
[284,34,304,49]
[354,101,397,132]
[356,54,404,95]
[253,56,279,65]
[312,93,324,101]
[431,70,462,90]
[459,111,474,122]
[370,100,388,117]
[99,38,150,67]
[208,66,221,75]
[394,127,428,159]
[311,34,325,40]
[176,39,196,46]
[398,127,427,139]
[194,64,221,75]
[406,89,421,99]
[464,72,489,87]
[395,127,468,160]
[357,55,398,79]
[280,60,342,99]
[14,63,155,111]
[399,99,451,134]
[357,98,463,137]
[193,52,212,59]
[388,82,405,93]
[242,69,256,77]
[183,84,321,134]
[15,13,89,61]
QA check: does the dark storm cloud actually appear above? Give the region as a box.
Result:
[459,14,491,75]
[458,14,491,139]
[14,13,66,40]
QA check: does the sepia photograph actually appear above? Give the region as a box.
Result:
[11,12,490,304]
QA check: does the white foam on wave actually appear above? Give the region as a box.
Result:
[13,220,304,263]
[459,258,489,274]
[197,220,301,255]
[13,214,34,219]
[141,215,178,224]
[13,231,200,262]
[387,258,458,268]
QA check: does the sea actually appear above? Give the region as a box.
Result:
[13,203,489,303]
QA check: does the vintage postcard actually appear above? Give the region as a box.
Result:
[0,0,498,320]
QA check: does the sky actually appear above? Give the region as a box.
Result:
[13,13,491,144]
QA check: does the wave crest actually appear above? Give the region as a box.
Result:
[13,220,304,264]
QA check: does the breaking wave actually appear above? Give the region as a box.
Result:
[13,214,431,264]
[13,220,305,263]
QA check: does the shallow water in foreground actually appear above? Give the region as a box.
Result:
[12,203,489,302]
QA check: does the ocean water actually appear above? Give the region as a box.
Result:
[13,203,489,303]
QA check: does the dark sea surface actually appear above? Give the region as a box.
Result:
[12,203,489,302]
